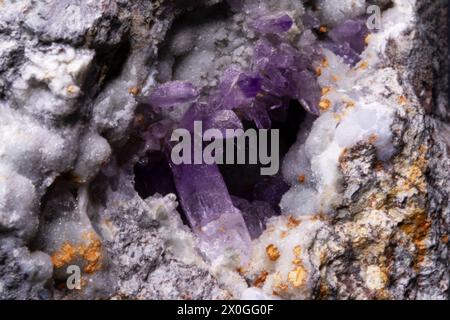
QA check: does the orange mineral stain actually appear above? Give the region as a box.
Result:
[50,232,103,274]
[266,244,281,261]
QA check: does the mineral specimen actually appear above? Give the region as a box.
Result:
[323,18,370,65]
[148,81,200,108]
[0,0,447,301]
[140,1,330,262]
[250,13,294,35]
[149,1,375,263]
[169,161,252,263]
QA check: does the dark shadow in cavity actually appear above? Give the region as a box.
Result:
[134,151,177,199]
[219,100,307,212]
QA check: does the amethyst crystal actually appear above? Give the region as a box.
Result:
[148,81,200,108]
[292,70,321,115]
[328,19,369,54]
[237,72,263,98]
[239,98,272,129]
[250,13,294,35]
[301,11,321,29]
[252,39,322,115]
[203,110,244,137]
[322,41,362,66]
[144,119,175,151]
[180,102,243,137]
[204,35,322,122]
[139,4,336,263]
[166,92,251,263]
[323,19,369,66]
[169,162,252,263]
[214,68,262,110]
[179,102,210,132]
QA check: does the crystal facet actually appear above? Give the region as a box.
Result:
[148,81,200,108]
[324,19,369,65]
[328,19,369,54]
[169,162,252,263]
[250,13,294,35]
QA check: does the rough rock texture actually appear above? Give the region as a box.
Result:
[245,0,449,300]
[0,0,227,300]
[0,0,448,300]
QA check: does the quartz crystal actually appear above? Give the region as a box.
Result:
[301,11,321,29]
[202,110,244,137]
[323,19,369,65]
[1,0,446,301]
[180,102,243,136]
[250,13,294,35]
[148,81,200,108]
[328,19,369,54]
[322,41,362,66]
[142,4,370,263]
[169,162,252,263]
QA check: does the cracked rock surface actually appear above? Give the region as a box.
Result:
[0,0,448,300]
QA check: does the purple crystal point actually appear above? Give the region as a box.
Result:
[179,102,209,132]
[180,102,243,137]
[217,66,241,100]
[215,68,263,110]
[292,70,321,115]
[174,165,252,263]
[239,99,272,129]
[170,162,252,263]
[170,163,227,227]
[168,99,251,262]
[250,13,294,35]
[260,65,291,97]
[328,19,369,54]
[148,81,199,108]
[322,41,361,66]
[144,119,175,151]
[237,72,263,98]
[216,67,245,109]
[253,39,276,70]
[323,19,369,66]
[250,35,323,116]
[203,110,244,137]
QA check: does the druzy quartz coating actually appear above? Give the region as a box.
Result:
[143,6,370,263]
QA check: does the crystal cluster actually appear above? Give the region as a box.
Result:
[141,3,370,264]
